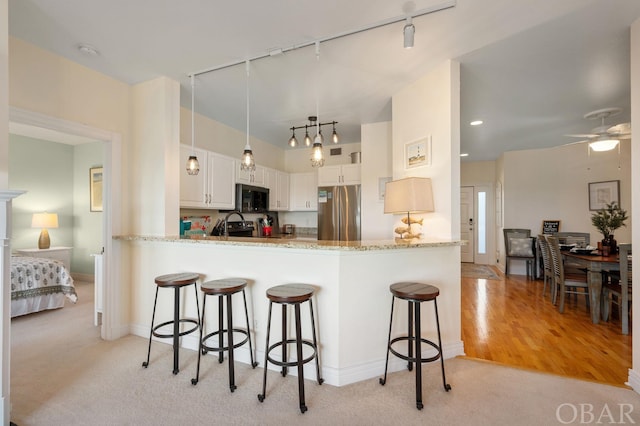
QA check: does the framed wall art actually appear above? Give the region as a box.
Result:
[588,180,619,211]
[90,167,103,212]
[404,136,431,169]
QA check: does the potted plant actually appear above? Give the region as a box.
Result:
[590,202,628,253]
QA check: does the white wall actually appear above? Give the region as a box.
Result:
[361,121,394,239]
[629,16,640,394]
[0,0,7,189]
[503,141,632,255]
[391,60,461,240]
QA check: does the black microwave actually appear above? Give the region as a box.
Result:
[236,184,269,213]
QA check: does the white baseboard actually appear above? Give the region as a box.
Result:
[130,323,464,387]
[627,368,640,394]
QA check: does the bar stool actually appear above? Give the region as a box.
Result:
[257,284,323,414]
[379,282,451,410]
[191,278,258,391]
[142,272,200,375]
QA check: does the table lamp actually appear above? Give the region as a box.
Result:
[384,177,434,239]
[32,212,59,249]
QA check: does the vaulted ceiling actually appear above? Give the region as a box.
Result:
[8,1,640,161]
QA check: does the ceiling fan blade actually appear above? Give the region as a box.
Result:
[565,133,597,139]
[607,122,631,135]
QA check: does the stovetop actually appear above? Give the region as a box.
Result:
[225,221,255,232]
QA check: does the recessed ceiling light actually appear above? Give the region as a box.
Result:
[460,153,469,157]
[470,120,483,126]
[77,43,100,56]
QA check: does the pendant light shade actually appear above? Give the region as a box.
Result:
[311,137,325,167]
[289,129,298,147]
[332,122,339,143]
[240,60,256,171]
[186,75,200,175]
[304,126,312,146]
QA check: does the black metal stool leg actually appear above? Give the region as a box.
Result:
[414,301,423,410]
[281,304,288,377]
[434,299,451,392]
[242,289,258,368]
[172,286,180,375]
[308,298,323,385]
[191,294,207,385]
[227,294,236,392]
[379,295,395,386]
[257,301,273,403]
[407,301,414,372]
[142,287,159,368]
[294,303,307,414]
[218,295,224,364]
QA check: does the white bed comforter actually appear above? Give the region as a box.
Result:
[10,256,77,306]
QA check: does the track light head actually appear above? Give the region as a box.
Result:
[403,17,415,49]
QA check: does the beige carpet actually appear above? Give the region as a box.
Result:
[461,263,500,280]
[10,282,640,425]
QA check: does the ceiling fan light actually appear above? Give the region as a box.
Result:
[589,139,619,152]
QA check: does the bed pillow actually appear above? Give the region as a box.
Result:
[509,237,533,256]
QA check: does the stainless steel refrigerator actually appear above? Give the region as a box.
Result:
[317,185,361,241]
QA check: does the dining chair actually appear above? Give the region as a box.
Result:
[504,229,536,279]
[555,232,591,276]
[602,243,632,334]
[537,235,554,299]
[547,236,590,314]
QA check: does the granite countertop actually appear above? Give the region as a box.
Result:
[114,234,464,251]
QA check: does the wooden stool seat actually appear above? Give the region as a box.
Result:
[200,278,247,295]
[390,282,439,301]
[191,278,257,391]
[258,283,323,414]
[155,272,200,287]
[142,272,200,375]
[380,282,450,410]
[266,284,314,303]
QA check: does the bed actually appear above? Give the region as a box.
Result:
[10,256,77,317]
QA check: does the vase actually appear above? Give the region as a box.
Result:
[602,235,618,254]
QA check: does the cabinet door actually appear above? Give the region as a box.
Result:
[208,152,235,209]
[265,168,278,210]
[236,164,266,187]
[317,165,341,186]
[180,145,208,208]
[341,164,361,185]
[290,172,317,211]
[276,171,290,210]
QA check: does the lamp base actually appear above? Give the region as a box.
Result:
[38,229,51,249]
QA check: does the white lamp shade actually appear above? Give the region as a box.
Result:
[32,213,59,229]
[384,177,434,214]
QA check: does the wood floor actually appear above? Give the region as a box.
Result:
[461,266,632,387]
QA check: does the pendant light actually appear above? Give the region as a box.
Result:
[311,42,325,168]
[240,60,256,171]
[186,75,200,175]
[403,16,415,49]
[288,129,298,147]
[304,126,312,146]
[332,121,339,143]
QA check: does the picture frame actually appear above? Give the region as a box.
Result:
[588,180,620,211]
[404,136,431,169]
[90,167,103,212]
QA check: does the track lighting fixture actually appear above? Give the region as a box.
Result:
[186,75,200,175]
[403,16,415,49]
[288,117,338,148]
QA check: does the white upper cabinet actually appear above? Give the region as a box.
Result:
[180,145,235,209]
[317,164,360,186]
[180,145,208,208]
[207,152,235,209]
[236,164,265,187]
[266,168,290,211]
[290,172,318,211]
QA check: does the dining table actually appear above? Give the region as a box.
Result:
[562,250,620,324]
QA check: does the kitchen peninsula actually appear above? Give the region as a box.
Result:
[117,234,464,386]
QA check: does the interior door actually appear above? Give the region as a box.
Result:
[460,186,474,263]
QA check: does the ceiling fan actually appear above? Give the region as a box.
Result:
[565,107,631,152]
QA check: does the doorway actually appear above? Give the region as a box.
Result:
[461,185,494,265]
